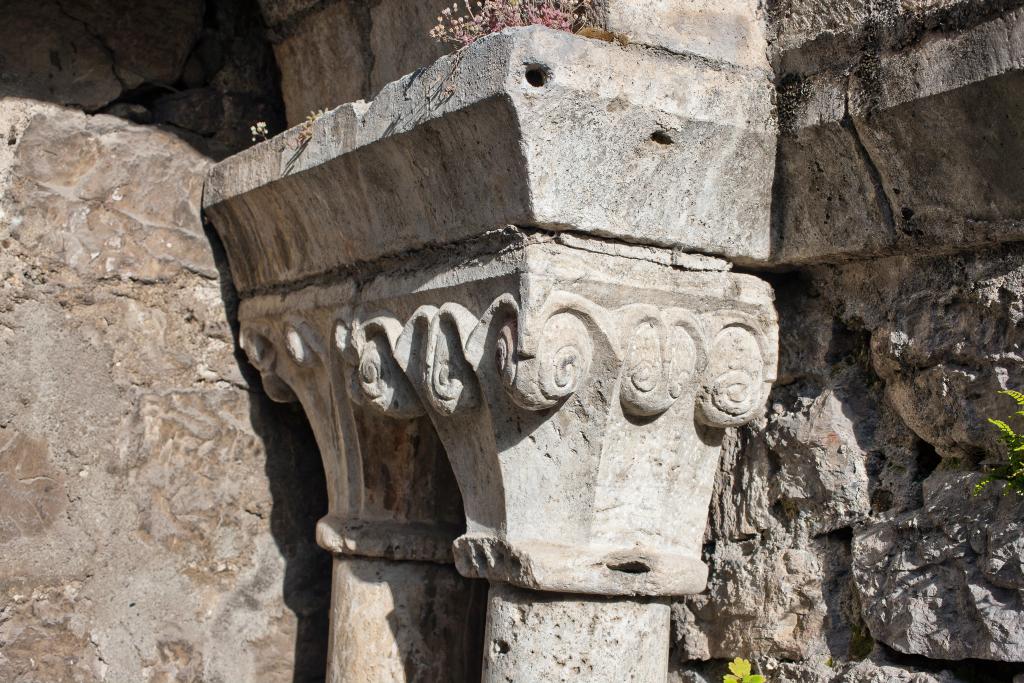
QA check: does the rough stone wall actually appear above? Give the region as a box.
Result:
[0,1,331,681]
[672,2,1024,680]
[251,1,1023,681]
[674,263,1024,682]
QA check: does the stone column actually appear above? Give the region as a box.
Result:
[239,287,485,682]
[203,24,778,680]
[482,584,670,682]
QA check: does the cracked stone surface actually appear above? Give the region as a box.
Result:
[771,6,1024,265]
[0,99,329,682]
[672,269,1024,679]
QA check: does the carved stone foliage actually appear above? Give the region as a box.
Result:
[234,242,779,597]
[340,295,772,429]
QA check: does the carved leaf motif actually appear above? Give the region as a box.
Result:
[284,321,320,366]
[239,327,298,404]
[423,306,480,415]
[348,317,424,419]
[619,310,706,417]
[504,307,596,411]
[696,321,767,427]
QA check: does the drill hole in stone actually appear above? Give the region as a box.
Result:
[493,639,511,655]
[650,130,675,145]
[525,65,549,87]
[606,560,651,574]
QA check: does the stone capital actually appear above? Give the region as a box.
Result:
[236,234,777,596]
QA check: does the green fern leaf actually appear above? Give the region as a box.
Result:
[999,389,1024,406]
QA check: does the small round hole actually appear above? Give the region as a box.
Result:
[650,131,675,145]
[525,66,548,87]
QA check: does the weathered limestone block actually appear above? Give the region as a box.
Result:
[811,247,1024,461]
[0,99,327,681]
[601,0,769,69]
[3,101,215,283]
[771,7,1024,265]
[0,0,202,111]
[52,0,204,90]
[268,0,451,123]
[853,471,1024,661]
[770,0,1017,72]
[207,26,776,287]
[672,282,961,673]
[0,0,122,110]
[677,378,875,663]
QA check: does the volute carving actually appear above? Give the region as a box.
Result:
[297,294,773,424]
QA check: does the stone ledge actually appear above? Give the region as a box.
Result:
[453,534,709,597]
[204,25,775,292]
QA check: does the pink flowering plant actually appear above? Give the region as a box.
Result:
[430,0,593,47]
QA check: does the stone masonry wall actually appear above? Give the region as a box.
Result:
[0,1,331,681]
[3,1,1024,682]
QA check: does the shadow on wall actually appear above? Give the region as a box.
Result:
[0,0,286,160]
[206,223,332,683]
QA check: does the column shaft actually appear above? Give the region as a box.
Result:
[328,557,487,683]
[481,582,670,683]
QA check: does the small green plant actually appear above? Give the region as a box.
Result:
[724,658,765,683]
[976,390,1024,496]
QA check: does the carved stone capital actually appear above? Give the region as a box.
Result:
[236,234,778,596]
[239,279,464,565]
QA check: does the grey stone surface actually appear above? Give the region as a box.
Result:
[0,0,123,111]
[0,0,201,110]
[206,26,776,290]
[0,0,283,157]
[674,249,1024,672]
[854,471,1024,661]
[669,277,976,675]
[483,583,670,683]
[812,247,1024,461]
[0,99,329,681]
[770,7,1024,265]
[270,0,452,124]
[265,0,772,126]
[603,0,770,69]
[769,0,1020,73]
